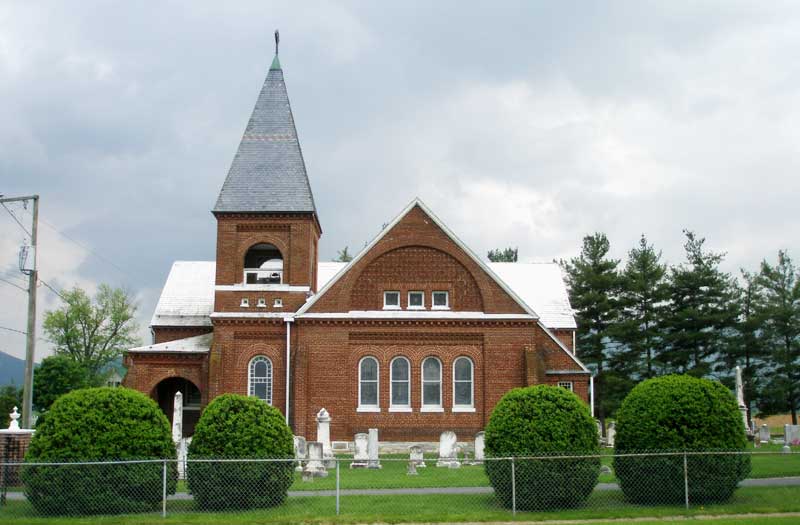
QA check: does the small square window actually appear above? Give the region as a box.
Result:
[257,298,267,308]
[273,298,283,308]
[383,291,400,309]
[240,298,250,308]
[432,291,449,309]
[408,291,424,309]
[558,381,574,392]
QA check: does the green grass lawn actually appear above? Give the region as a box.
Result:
[1,485,800,524]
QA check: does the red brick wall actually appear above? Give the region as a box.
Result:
[292,320,589,441]
[309,206,526,314]
[214,213,320,288]
[153,326,212,344]
[213,290,307,313]
[350,246,484,311]
[0,432,33,485]
[123,352,210,403]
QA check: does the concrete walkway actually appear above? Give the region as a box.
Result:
[4,476,800,501]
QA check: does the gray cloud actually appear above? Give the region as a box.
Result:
[2,1,800,359]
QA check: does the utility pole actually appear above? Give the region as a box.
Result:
[0,194,39,428]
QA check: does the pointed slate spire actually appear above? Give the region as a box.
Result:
[214,36,317,215]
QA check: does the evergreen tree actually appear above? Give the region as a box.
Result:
[613,235,669,379]
[562,233,621,432]
[755,250,800,424]
[488,247,518,262]
[662,231,739,376]
[715,270,767,423]
[333,246,354,262]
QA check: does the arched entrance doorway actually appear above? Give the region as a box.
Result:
[153,377,202,437]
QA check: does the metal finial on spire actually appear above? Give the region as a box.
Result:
[274,29,280,55]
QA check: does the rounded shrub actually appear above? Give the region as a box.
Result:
[484,385,600,511]
[187,394,294,510]
[22,387,176,515]
[613,375,750,504]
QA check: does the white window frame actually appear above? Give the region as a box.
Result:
[452,357,475,412]
[248,356,273,405]
[432,291,450,310]
[408,291,425,310]
[357,356,380,412]
[389,356,412,412]
[558,381,574,392]
[383,291,401,310]
[257,297,267,308]
[421,357,443,412]
[240,297,250,307]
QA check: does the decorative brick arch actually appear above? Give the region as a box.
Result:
[144,370,204,400]
[237,234,291,282]
[347,245,485,311]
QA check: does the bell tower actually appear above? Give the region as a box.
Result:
[212,33,321,314]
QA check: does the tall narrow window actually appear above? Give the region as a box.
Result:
[390,357,411,410]
[421,357,442,411]
[358,356,379,411]
[248,356,273,404]
[453,357,474,411]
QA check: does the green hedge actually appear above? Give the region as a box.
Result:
[187,394,294,510]
[484,385,600,510]
[21,387,176,515]
[613,375,750,504]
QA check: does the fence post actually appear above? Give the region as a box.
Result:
[511,457,516,516]
[162,459,168,518]
[683,452,689,510]
[335,458,340,515]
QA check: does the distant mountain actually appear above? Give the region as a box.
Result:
[0,351,26,387]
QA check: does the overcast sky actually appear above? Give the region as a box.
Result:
[2,1,800,361]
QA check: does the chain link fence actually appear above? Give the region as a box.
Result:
[0,451,798,519]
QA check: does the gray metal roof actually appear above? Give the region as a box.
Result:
[213,55,317,214]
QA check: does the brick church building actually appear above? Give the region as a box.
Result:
[124,50,590,442]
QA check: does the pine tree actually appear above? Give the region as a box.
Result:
[488,247,518,262]
[661,231,739,376]
[561,233,620,432]
[613,235,669,379]
[755,250,800,424]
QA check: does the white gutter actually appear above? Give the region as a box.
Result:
[572,331,576,355]
[590,375,595,418]
[285,317,294,426]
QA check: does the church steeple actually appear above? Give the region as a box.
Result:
[213,34,317,217]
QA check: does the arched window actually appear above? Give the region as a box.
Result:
[453,357,474,411]
[244,243,283,284]
[390,357,411,410]
[421,357,442,411]
[248,356,273,404]
[358,357,379,411]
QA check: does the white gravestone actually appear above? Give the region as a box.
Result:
[606,422,616,448]
[473,432,485,463]
[735,366,749,433]
[8,406,20,430]
[316,408,335,467]
[294,436,307,471]
[409,445,426,467]
[172,391,183,442]
[759,424,771,443]
[785,424,800,453]
[350,433,369,468]
[367,428,381,469]
[437,431,460,468]
[303,441,328,479]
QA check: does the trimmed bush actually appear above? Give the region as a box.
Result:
[613,375,750,504]
[484,385,600,510]
[187,394,294,510]
[22,387,176,515]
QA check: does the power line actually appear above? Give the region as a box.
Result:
[0,277,27,292]
[39,278,67,302]
[0,325,27,336]
[0,202,31,237]
[23,211,134,280]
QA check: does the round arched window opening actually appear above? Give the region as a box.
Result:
[244,243,283,284]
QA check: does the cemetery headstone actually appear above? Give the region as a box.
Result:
[303,441,328,479]
[474,431,485,463]
[409,445,426,467]
[350,433,369,468]
[294,436,307,471]
[759,424,771,443]
[172,391,183,442]
[316,408,335,468]
[367,428,381,469]
[606,422,616,448]
[436,431,460,467]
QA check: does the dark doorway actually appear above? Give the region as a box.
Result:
[153,377,202,437]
